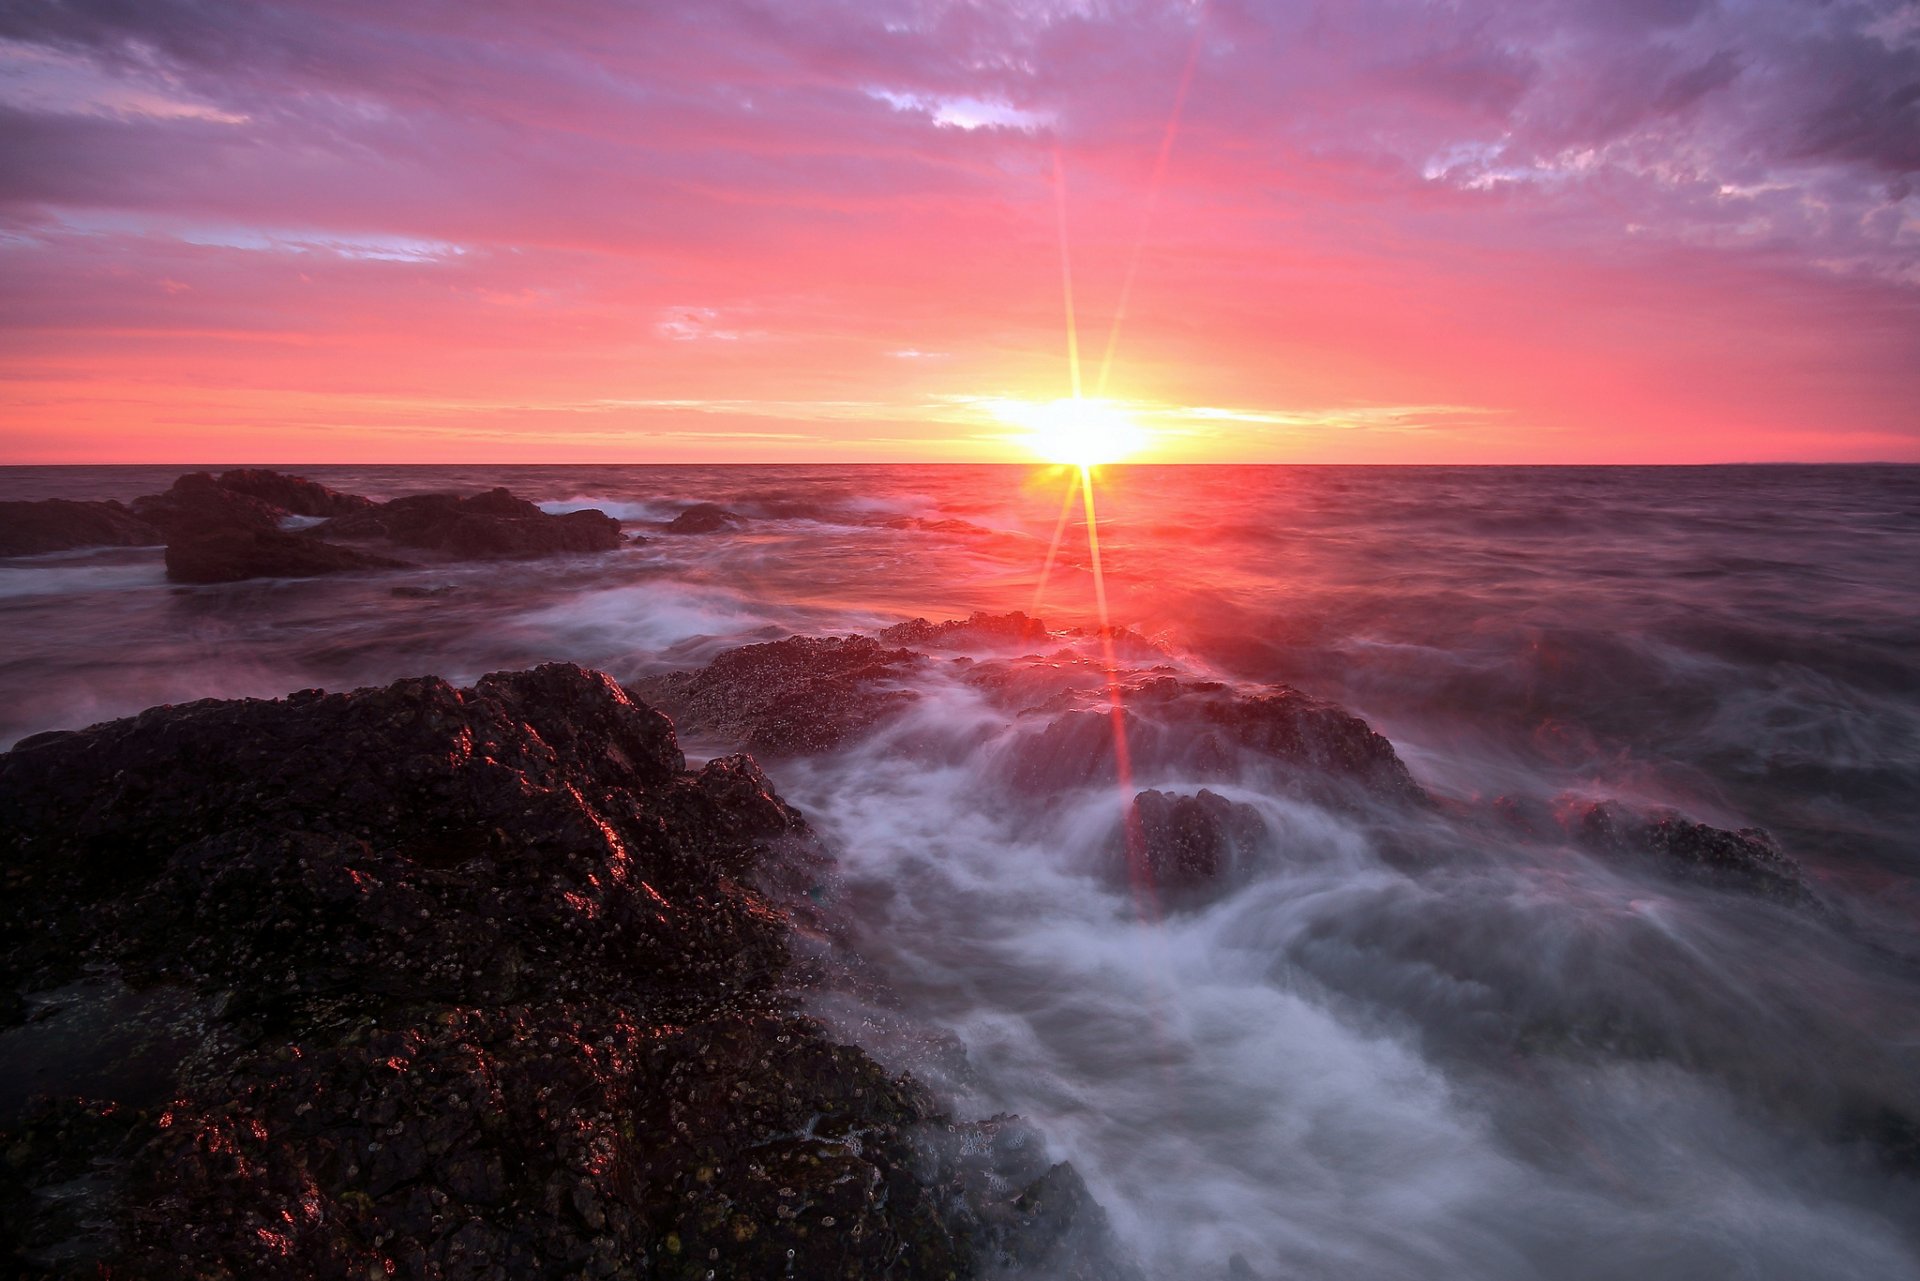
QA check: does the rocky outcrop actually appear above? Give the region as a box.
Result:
[0,666,1136,1280]
[662,504,744,535]
[211,468,376,518]
[128,473,624,581]
[321,488,623,558]
[0,499,161,555]
[634,636,924,756]
[164,525,413,584]
[637,629,1421,813]
[1002,677,1426,808]
[879,610,1052,650]
[1570,801,1810,903]
[131,472,291,536]
[1120,788,1268,902]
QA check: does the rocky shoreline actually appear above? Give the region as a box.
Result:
[0,512,1849,1278]
[0,470,632,584]
[0,664,1138,1280]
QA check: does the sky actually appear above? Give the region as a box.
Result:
[0,0,1916,464]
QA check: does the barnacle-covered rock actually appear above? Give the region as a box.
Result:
[0,665,1136,1279]
[634,636,923,757]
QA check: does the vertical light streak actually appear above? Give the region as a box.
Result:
[1095,19,1203,401]
[1051,149,1085,403]
[1079,465,1157,922]
[1029,465,1084,616]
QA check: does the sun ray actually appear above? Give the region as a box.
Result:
[1051,149,1084,404]
[1095,20,1203,401]
[1030,464,1084,616]
[1078,466,1158,922]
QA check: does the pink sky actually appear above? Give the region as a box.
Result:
[1,0,1916,463]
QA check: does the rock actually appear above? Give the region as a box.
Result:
[131,471,289,536]
[0,665,1134,1279]
[881,516,993,535]
[1570,801,1811,903]
[1002,677,1425,808]
[164,526,413,584]
[1121,788,1268,901]
[213,469,376,518]
[634,635,923,756]
[321,489,622,558]
[663,503,744,534]
[0,499,162,555]
[878,610,1053,650]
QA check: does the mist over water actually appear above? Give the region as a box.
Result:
[4,463,1918,1278]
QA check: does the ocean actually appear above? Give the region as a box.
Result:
[4,462,1918,1279]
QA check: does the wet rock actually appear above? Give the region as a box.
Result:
[0,665,1132,1279]
[993,1161,1138,1281]
[1120,789,1268,901]
[881,516,993,536]
[662,503,744,534]
[879,610,1052,650]
[0,499,162,555]
[1003,677,1425,808]
[164,525,413,584]
[132,471,291,536]
[213,468,376,518]
[321,488,623,558]
[1061,624,1170,661]
[635,635,923,756]
[1570,801,1811,903]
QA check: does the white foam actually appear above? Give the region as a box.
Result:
[0,555,166,599]
[778,660,1920,1280]
[538,497,680,523]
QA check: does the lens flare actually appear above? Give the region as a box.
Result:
[1000,398,1149,467]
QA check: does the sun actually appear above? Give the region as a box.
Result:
[999,397,1149,467]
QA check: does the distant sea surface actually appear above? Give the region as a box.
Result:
[5,463,1920,1279]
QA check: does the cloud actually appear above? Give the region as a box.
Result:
[0,0,1913,461]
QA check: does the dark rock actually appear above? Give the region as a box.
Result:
[0,499,162,555]
[214,469,376,518]
[0,665,1135,1279]
[663,503,745,534]
[879,610,1053,650]
[1061,624,1170,661]
[1570,801,1811,903]
[881,516,993,535]
[322,488,622,558]
[634,635,923,756]
[1121,788,1268,902]
[164,526,412,584]
[1002,677,1425,808]
[132,471,289,536]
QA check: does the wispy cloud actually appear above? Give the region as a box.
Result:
[0,0,1913,461]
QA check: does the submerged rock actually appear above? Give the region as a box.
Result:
[164,525,413,584]
[1120,788,1269,902]
[1570,801,1811,903]
[662,503,744,534]
[0,499,161,555]
[635,635,924,756]
[0,665,1133,1279]
[879,610,1052,650]
[1003,677,1426,808]
[321,488,623,558]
